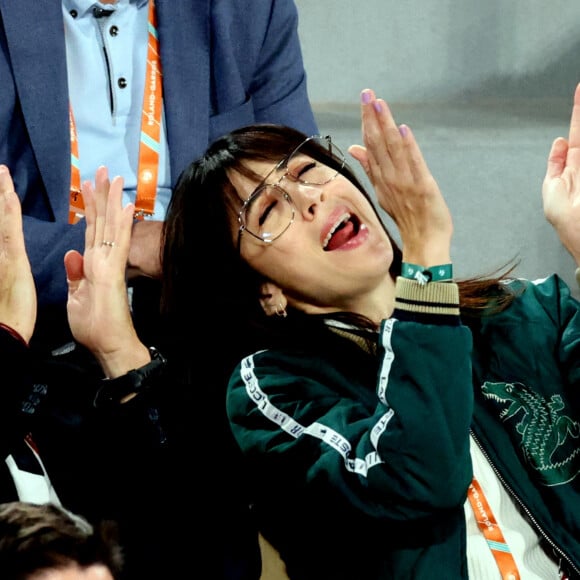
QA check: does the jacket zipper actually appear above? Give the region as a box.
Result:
[470,430,579,579]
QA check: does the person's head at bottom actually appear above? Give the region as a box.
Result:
[0,502,123,580]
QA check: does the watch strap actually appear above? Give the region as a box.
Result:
[93,346,167,409]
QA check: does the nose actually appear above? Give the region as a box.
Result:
[290,182,326,220]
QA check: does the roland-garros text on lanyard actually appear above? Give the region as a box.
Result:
[467,477,521,580]
[469,478,572,579]
[69,0,163,224]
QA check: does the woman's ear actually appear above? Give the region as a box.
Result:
[259,282,288,318]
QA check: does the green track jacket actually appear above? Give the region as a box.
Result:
[227,275,579,579]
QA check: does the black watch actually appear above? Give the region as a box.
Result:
[93,346,167,409]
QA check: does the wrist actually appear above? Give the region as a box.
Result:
[401,262,453,285]
[0,322,29,347]
[98,342,151,379]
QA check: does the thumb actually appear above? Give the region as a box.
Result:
[348,144,370,174]
[545,137,568,182]
[64,250,84,285]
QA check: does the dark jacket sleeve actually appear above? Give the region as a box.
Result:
[0,328,34,452]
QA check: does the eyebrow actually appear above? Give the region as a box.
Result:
[244,157,288,202]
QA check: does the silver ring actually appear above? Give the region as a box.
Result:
[101,240,116,247]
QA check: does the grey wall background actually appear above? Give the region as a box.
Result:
[295,0,580,103]
[294,0,580,292]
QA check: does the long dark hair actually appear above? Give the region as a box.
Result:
[161,124,516,360]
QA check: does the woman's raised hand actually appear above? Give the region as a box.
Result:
[64,166,151,378]
[348,89,453,268]
[0,165,36,344]
[543,83,580,266]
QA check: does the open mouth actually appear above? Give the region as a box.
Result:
[323,213,361,251]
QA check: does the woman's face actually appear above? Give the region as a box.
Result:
[229,149,395,315]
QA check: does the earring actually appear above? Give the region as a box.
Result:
[275,303,287,318]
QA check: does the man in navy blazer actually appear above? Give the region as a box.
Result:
[0,0,318,348]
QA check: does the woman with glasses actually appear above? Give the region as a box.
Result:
[1,86,579,578]
[159,89,580,579]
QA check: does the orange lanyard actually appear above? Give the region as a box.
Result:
[68,0,163,224]
[68,105,83,223]
[467,477,520,580]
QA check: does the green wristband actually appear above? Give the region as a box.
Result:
[401,262,453,285]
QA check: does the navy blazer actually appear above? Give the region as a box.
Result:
[0,0,317,313]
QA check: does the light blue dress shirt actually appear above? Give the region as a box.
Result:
[62,0,171,220]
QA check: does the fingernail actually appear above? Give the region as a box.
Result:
[373,100,382,113]
[399,124,408,137]
[361,90,372,104]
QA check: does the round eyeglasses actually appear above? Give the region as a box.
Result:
[237,135,345,246]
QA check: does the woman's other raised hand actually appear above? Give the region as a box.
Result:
[543,83,580,266]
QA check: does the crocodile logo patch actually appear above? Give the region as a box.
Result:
[481,381,579,486]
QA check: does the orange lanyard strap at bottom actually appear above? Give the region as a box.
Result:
[467,477,520,580]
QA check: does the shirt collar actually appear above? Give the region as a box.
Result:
[62,0,147,19]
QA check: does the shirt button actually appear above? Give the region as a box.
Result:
[118,78,127,89]
[70,9,78,18]
[109,25,119,36]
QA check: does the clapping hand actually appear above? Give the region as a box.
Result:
[64,166,151,378]
[543,83,580,266]
[0,165,36,344]
[348,89,453,268]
